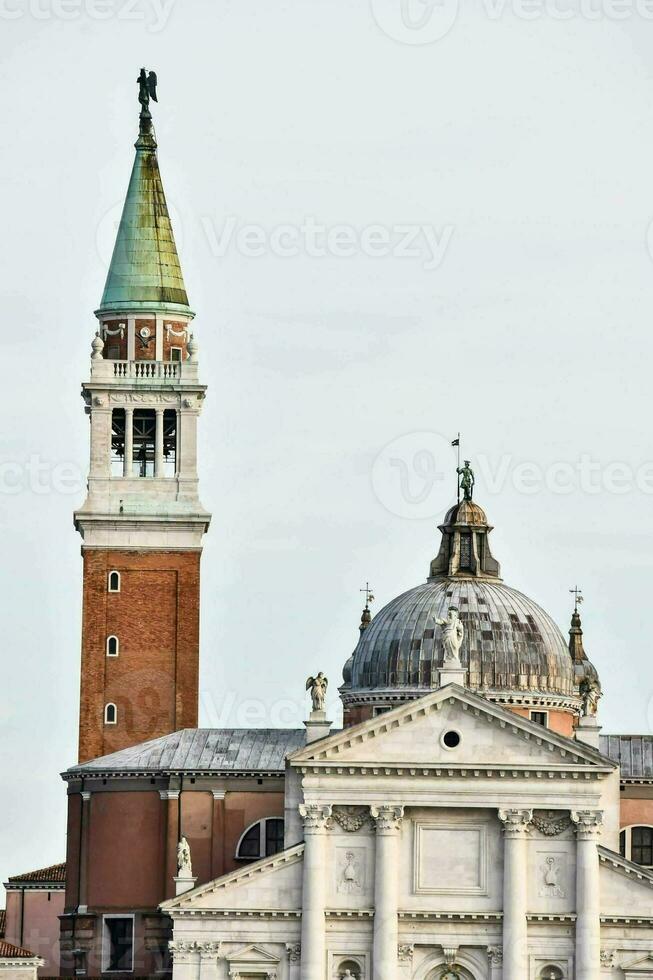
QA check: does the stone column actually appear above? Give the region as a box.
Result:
[299,804,332,980]
[370,805,404,980]
[572,809,603,980]
[498,808,532,980]
[169,942,199,980]
[123,406,133,478]
[197,942,220,980]
[175,409,181,477]
[155,408,165,477]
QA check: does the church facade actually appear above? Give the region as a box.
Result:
[5,85,653,980]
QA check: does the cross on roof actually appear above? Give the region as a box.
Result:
[569,585,584,613]
[360,582,375,609]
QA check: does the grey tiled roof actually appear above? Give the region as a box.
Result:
[65,729,306,776]
[600,735,653,780]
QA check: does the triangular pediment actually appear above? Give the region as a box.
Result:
[621,951,653,970]
[161,844,304,913]
[228,944,280,965]
[291,685,613,773]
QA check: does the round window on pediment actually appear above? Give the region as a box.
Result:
[441,729,461,750]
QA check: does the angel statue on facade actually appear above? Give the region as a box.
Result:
[435,606,465,665]
[306,672,328,712]
[176,835,192,876]
[137,68,158,114]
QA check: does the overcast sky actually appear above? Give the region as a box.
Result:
[2,0,653,887]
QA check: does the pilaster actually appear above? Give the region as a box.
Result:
[498,808,532,980]
[299,804,332,980]
[370,805,404,980]
[572,809,603,980]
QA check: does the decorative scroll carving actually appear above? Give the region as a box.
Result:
[498,808,533,837]
[539,856,565,898]
[102,323,126,339]
[532,810,571,837]
[571,809,603,840]
[109,393,177,404]
[600,950,616,967]
[332,806,371,833]
[165,323,188,340]
[397,944,414,963]
[487,946,503,964]
[338,849,364,895]
[299,803,332,832]
[370,804,404,833]
[285,944,300,962]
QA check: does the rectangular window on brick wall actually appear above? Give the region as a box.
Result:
[103,916,134,972]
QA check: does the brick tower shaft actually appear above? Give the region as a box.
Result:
[74,93,210,763]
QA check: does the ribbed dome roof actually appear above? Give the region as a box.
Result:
[349,578,575,696]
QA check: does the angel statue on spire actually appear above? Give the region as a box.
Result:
[306,672,328,712]
[137,68,158,114]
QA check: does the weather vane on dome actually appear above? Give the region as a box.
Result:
[360,582,375,609]
[137,67,158,117]
[452,434,474,503]
[570,585,583,613]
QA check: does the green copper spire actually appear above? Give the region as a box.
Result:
[97,78,192,317]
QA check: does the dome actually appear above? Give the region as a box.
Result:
[348,578,575,696]
[341,485,599,714]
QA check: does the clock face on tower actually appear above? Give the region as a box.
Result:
[138,325,153,348]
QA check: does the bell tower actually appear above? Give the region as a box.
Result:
[74,78,211,763]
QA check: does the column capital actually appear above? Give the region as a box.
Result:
[370,804,404,834]
[498,808,532,838]
[197,942,221,958]
[299,803,332,833]
[571,809,603,840]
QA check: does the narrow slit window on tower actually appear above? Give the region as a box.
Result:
[459,532,473,570]
[108,571,121,593]
[163,409,177,477]
[104,703,117,725]
[170,346,183,362]
[133,409,156,477]
[111,409,126,477]
[106,636,119,657]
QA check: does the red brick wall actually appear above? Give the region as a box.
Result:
[78,550,200,763]
[87,792,163,908]
[162,321,188,361]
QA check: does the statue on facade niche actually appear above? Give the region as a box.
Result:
[435,606,465,664]
[177,835,192,876]
[456,460,475,501]
[306,672,328,712]
[137,68,158,114]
